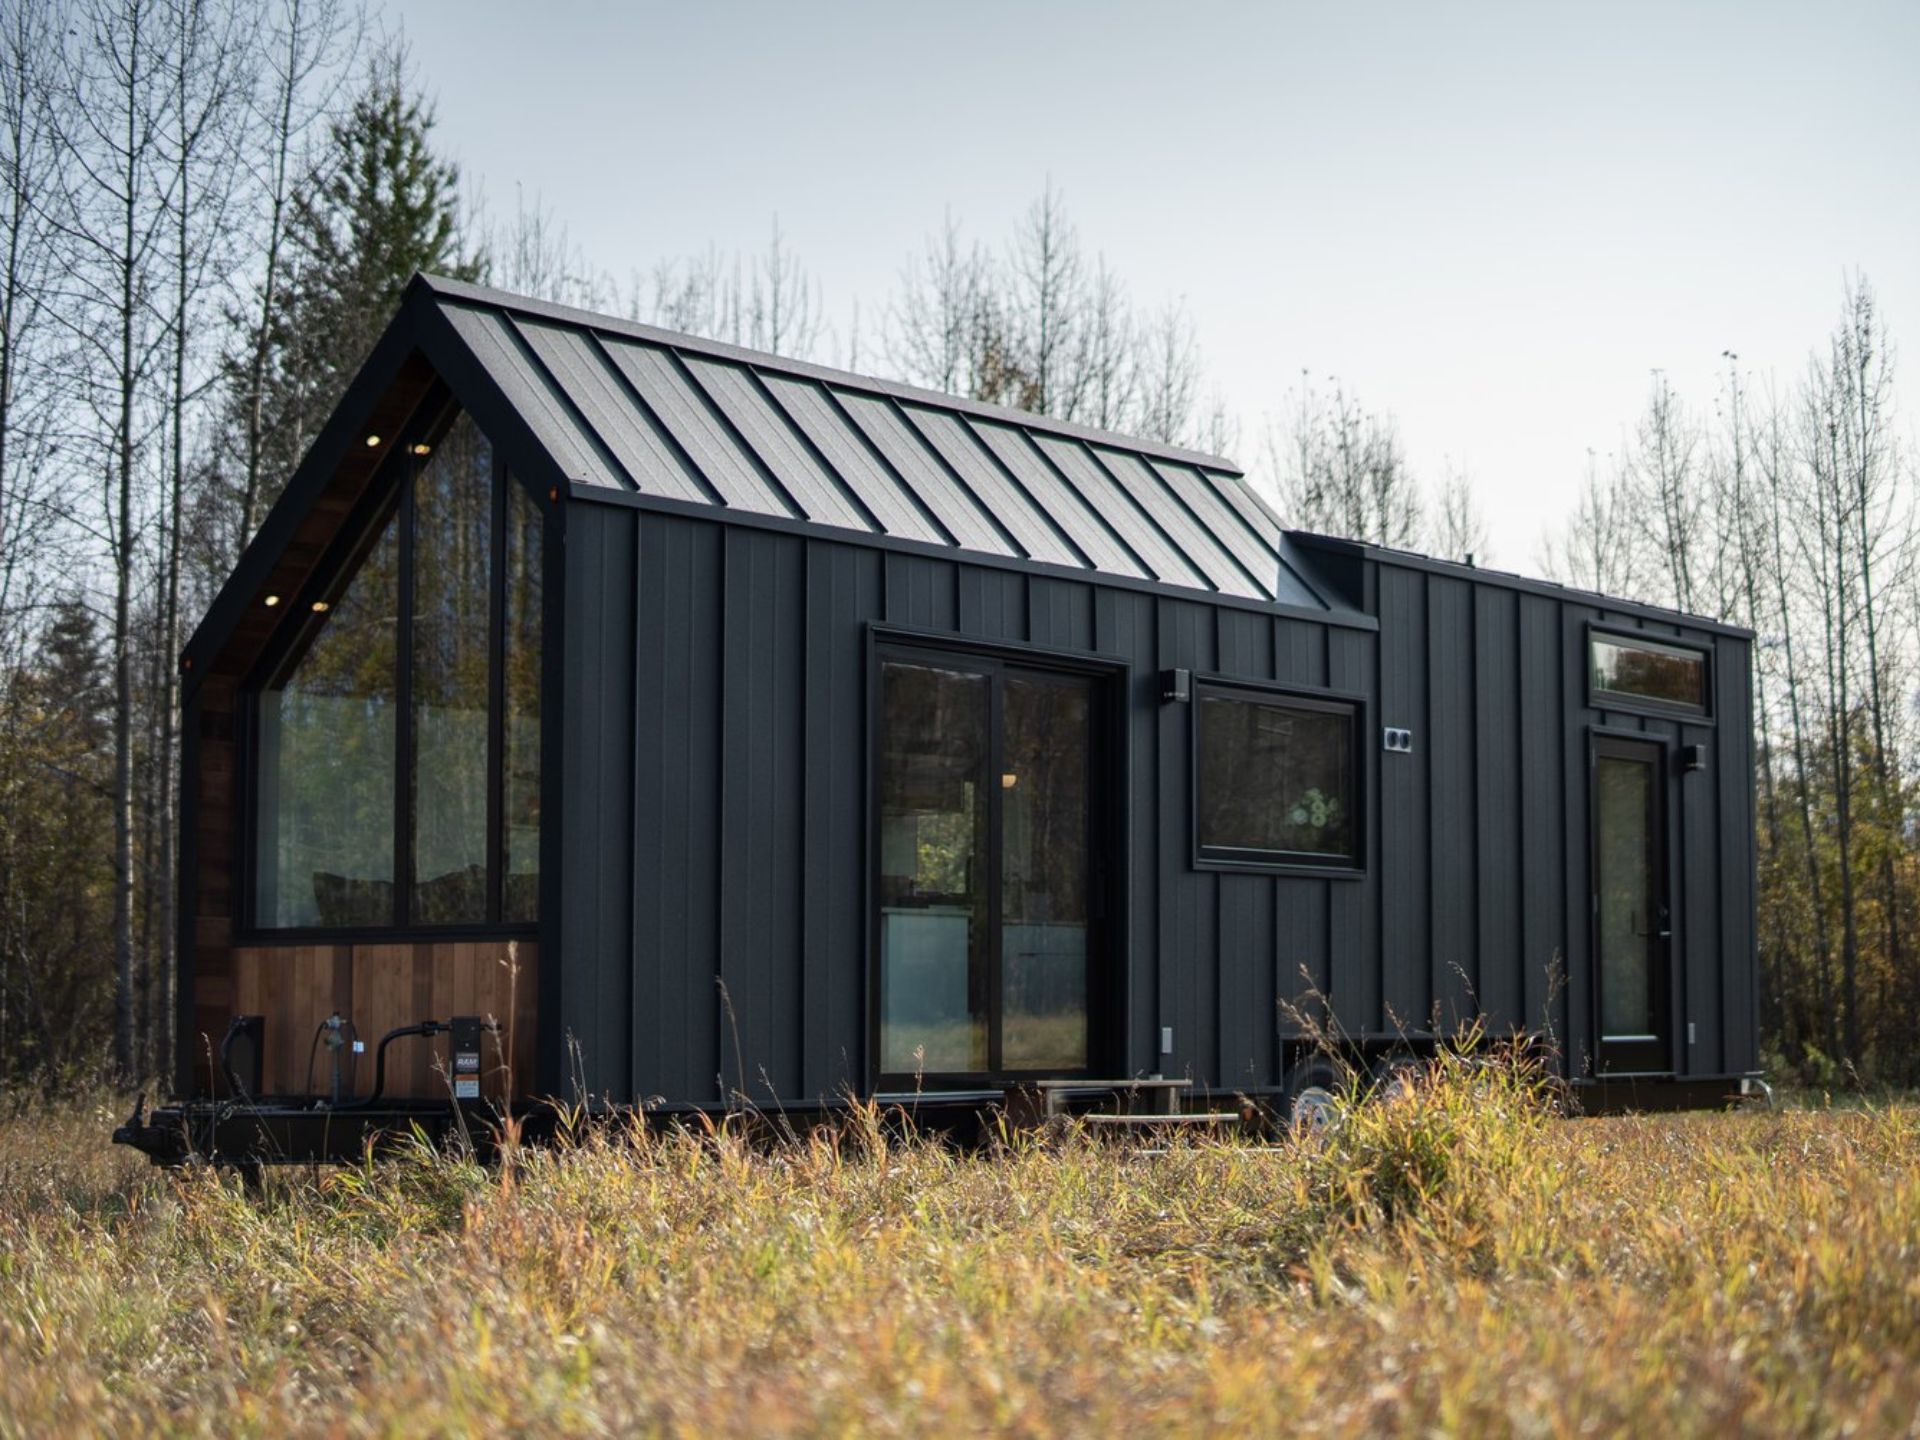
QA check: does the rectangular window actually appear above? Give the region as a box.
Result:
[1196,686,1359,869]
[1590,633,1708,716]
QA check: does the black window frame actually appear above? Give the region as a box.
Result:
[1190,677,1367,877]
[1586,625,1713,722]
[237,394,541,943]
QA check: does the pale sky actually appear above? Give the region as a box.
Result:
[394,0,1920,568]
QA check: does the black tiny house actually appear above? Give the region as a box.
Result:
[120,275,1759,1164]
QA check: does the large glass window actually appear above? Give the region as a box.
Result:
[255,509,400,928]
[1590,633,1709,715]
[411,415,493,922]
[1196,686,1358,868]
[251,406,542,932]
[501,477,543,923]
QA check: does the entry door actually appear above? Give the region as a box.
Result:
[874,649,1103,1083]
[1592,736,1672,1074]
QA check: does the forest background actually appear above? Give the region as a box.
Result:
[0,0,1910,1092]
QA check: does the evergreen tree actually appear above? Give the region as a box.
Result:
[230,42,481,534]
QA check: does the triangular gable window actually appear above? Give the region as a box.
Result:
[251,406,542,932]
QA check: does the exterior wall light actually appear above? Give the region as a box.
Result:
[411,443,432,456]
[263,594,280,607]
[365,434,382,447]
[310,600,330,614]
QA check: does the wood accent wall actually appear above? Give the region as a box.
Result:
[223,940,537,1101]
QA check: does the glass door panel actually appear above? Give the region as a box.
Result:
[1000,673,1091,1071]
[1593,738,1670,1073]
[876,652,1102,1081]
[878,661,991,1074]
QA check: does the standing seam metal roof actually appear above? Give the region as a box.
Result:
[420,275,1335,611]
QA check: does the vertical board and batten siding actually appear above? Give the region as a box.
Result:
[554,497,1755,1104]
[1350,557,1754,1083]
[1376,566,1430,1035]
[558,499,1385,1103]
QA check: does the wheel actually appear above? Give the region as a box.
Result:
[1371,1052,1422,1104]
[1285,1056,1342,1133]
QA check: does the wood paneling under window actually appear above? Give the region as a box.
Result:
[221,940,537,1100]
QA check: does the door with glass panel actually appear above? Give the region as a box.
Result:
[875,649,1103,1083]
[1592,736,1671,1074]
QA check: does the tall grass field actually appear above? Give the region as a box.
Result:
[2,1056,1916,1435]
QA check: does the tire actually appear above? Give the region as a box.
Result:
[1285,1055,1342,1134]
[1371,1052,1422,1104]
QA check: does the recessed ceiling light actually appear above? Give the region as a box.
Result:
[411,443,432,456]
[263,594,280,607]
[365,434,382,447]
[311,600,330,613]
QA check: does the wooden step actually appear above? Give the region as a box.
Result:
[1076,1111,1241,1128]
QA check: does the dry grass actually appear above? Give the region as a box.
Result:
[2,1059,1917,1436]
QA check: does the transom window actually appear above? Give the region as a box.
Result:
[251,407,542,932]
[1589,632,1709,717]
[1195,684,1360,870]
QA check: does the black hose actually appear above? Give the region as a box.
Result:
[219,1017,254,1103]
[328,1021,447,1109]
[303,1019,331,1102]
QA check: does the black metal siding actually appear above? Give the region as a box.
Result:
[554,501,1757,1105]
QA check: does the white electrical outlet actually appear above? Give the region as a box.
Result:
[1688,1021,1697,1045]
[1160,1026,1174,1055]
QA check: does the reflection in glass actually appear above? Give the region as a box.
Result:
[1001,673,1090,1070]
[501,475,542,921]
[878,661,988,1073]
[1198,693,1355,862]
[410,414,493,923]
[1596,755,1654,1037]
[1591,635,1707,712]
[256,508,400,928]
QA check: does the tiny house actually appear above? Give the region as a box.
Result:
[120,276,1758,1165]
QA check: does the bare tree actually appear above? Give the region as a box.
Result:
[634,219,821,360]
[1007,180,1087,420]
[153,0,251,1080]
[229,0,358,554]
[1134,298,1200,447]
[45,0,180,1081]
[1429,462,1488,564]
[884,209,986,396]
[1267,375,1421,547]
[475,182,614,310]
[0,0,63,646]
[1628,373,1705,611]
[1541,449,1639,595]
[1081,256,1135,432]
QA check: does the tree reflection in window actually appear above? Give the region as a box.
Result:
[501,476,542,922]
[1197,689,1357,866]
[410,414,492,923]
[256,508,400,928]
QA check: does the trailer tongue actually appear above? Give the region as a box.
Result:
[114,1013,512,1169]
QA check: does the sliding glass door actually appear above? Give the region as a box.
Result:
[875,648,1102,1083]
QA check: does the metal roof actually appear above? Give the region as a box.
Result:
[419,275,1336,611]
